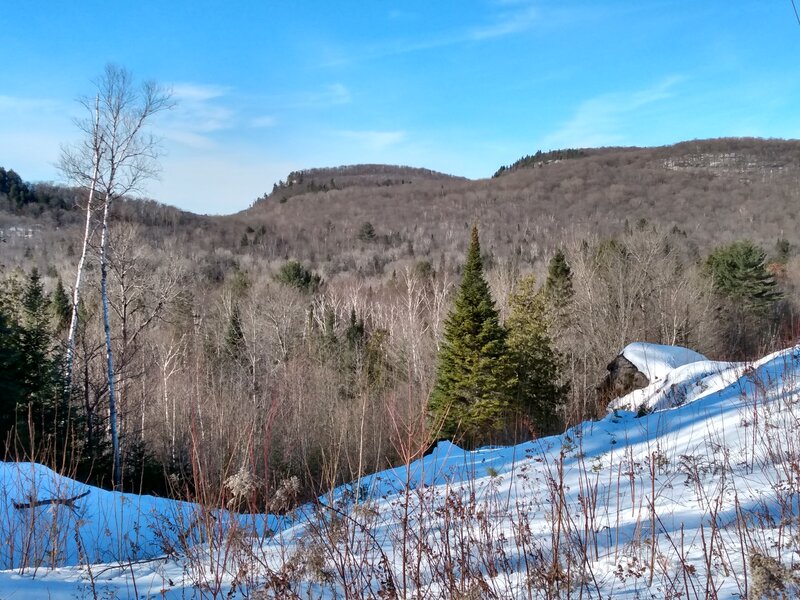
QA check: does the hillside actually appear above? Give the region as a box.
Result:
[2,341,799,598]
[237,137,800,278]
[1,137,797,527]
[3,137,799,280]
[252,164,466,207]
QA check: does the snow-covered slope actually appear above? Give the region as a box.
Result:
[3,344,800,599]
[621,341,707,382]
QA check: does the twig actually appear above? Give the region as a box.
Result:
[13,490,90,510]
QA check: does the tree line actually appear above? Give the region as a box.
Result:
[0,67,796,505]
[0,217,788,503]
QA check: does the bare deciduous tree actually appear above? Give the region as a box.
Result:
[60,64,171,487]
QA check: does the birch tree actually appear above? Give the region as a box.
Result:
[60,64,171,487]
[59,95,101,403]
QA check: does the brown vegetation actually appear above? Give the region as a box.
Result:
[0,137,799,503]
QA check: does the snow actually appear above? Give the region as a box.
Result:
[2,343,800,598]
[621,341,707,382]
[0,462,277,570]
[608,359,744,412]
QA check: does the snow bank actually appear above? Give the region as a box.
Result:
[621,341,707,382]
[609,358,744,412]
[0,462,274,570]
[4,344,800,599]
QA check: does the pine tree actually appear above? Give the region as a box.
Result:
[275,261,322,294]
[543,249,574,331]
[18,269,61,444]
[50,277,71,333]
[544,249,573,305]
[428,225,514,446]
[706,241,781,313]
[0,309,22,440]
[506,275,567,437]
[345,307,365,351]
[225,304,246,359]
[20,270,55,396]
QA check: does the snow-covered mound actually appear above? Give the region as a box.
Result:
[621,341,707,382]
[610,343,796,413]
[0,462,275,570]
[3,344,800,599]
[610,359,742,412]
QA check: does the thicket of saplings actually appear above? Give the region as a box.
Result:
[0,206,796,512]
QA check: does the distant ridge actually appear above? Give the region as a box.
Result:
[5,137,800,266]
[252,164,465,208]
[493,137,800,177]
[238,137,800,270]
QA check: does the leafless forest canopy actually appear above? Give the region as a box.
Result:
[1,136,799,501]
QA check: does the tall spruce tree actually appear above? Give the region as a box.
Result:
[544,249,573,305]
[225,304,246,360]
[428,225,514,446]
[18,269,62,446]
[50,277,71,333]
[543,248,574,331]
[506,275,567,437]
[705,240,782,357]
[705,240,781,313]
[0,308,22,441]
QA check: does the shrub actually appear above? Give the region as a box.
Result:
[275,261,322,294]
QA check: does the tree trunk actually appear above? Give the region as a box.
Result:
[99,194,121,488]
[64,94,101,400]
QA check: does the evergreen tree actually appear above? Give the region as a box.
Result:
[428,225,514,446]
[0,309,22,440]
[543,248,574,330]
[772,238,792,264]
[358,221,376,242]
[705,241,781,313]
[506,275,567,437]
[20,270,55,396]
[275,260,322,294]
[345,307,365,351]
[50,277,71,333]
[544,249,573,304]
[17,269,62,445]
[322,308,337,350]
[225,304,246,359]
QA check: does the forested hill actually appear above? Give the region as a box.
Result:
[4,137,800,271]
[250,163,465,207]
[0,166,207,235]
[491,137,800,177]
[2,136,799,519]
[242,137,800,273]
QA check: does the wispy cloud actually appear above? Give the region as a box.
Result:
[469,5,538,40]
[0,95,61,113]
[250,115,277,128]
[300,83,352,108]
[154,153,298,215]
[541,76,684,149]
[319,3,539,67]
[0,129,66,181]
[0,95,73,181]
[388,9,416,20]
[398,4,539,52]
[264,83,352,110]
[158,82,234,149]
[170,83,227,102]
[336,129,407,151]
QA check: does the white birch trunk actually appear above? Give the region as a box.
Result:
[99,194,121,488]
[64,95,101,397]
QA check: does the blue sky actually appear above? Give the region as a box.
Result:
[2,1,800,214]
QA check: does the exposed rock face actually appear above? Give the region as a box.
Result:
[600,354,650,402]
